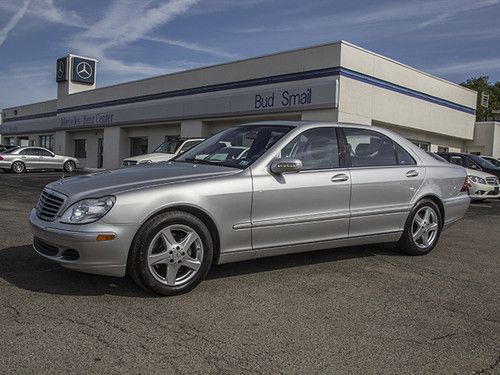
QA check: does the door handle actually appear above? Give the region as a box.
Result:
[331,173,349,182]
[406,170,419,178]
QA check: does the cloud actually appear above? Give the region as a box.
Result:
[428,58,500,75]
[0,62,55,108]
[0,0,84,29]
[144,35,241,59]
[31,0,84,28]
[0,0,30,47]
[82,0,199,48]
[67,0,236,77]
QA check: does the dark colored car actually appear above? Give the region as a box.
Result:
[437,152,500,178]
[481,155,500,168]
[0,145,17,153]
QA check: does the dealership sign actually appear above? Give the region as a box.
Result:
[2,78,338,134]
[71,57,96,85]
[60,113,114,127]
[56,57,68,82]
[255,88,312,109]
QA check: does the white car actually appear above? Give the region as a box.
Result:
[122,138,204,166]
[466,168,500,201]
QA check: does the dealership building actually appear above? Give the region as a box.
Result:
[0,40,490,169]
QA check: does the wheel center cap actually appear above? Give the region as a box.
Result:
[168,247,184,262]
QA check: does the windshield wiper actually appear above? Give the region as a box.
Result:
[181,158,241,169]
[182,158,220,165]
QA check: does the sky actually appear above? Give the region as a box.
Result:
[0,0,499,109]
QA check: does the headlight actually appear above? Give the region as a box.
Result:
[468,175,486,184]
[139,160,153,164]
[60,196,116,224]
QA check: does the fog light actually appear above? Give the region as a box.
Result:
[96,234,116,241]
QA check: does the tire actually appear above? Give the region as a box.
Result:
[11,161,25,174]
[128,211,213,296]
[63,160,76,173]
[398,199,442,256]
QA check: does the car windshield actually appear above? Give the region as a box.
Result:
[468,154,498,169]
[153,139,184,154]
[481,156,500,168]
[3,147,19,154]
[175,125,293,169]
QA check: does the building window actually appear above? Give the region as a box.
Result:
[74,139,87,158]
[17,137,29,147]
[409,139,430,152]
[3,137,14,146]
[39,135,54,151]
[130,137,148,157]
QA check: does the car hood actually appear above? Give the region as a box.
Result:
[123,153,175,163]
[465,168,497,179]
[47,162,240,200]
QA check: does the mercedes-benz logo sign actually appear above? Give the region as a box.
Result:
[76,61,92,80]
[57,61,64,79]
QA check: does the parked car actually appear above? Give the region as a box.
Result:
[0,145,18,153]
[437,152,500,179]
[30,122,470,295]
[0,147,78,173]
[121,138,204,166]
[465,170,500,201]
[480,155,500,168]
[427,152,500,200]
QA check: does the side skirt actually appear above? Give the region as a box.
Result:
[217,231,402,265]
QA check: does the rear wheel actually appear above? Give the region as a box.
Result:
[11,161,25,174]
[398,199,442,256]
[63,160,76,172]
[128,211,213,295]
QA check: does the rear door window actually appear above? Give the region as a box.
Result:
[343,128,397,167]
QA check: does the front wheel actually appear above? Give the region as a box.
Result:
[128,211,213,296]
[11,161,25,174]
[398,199,442,256]
[63,160,76,172]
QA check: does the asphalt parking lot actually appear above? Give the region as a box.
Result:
[0,171,499,375]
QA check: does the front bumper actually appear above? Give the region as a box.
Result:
[468,182,500,200]
[29,209,138,277]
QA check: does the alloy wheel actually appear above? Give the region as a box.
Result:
[147,224,203,286]
[411,206,439,249]
[12,162,24,173]
[65,161,75,172]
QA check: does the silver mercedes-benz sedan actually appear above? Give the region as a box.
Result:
[29,122,470,295]
[0,147,78,173]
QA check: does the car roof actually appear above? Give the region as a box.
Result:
[237,120,382,129]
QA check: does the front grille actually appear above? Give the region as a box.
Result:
[122,160,138,166]
[486,177,499,185]
[33,237,59,257]
[36,189,66,221]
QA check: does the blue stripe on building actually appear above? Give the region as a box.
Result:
[3,66,475,123]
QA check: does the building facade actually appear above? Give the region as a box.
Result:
[466,121,500,157]
[0,41,479,168]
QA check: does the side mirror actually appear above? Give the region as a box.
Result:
[270,158,302,174]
